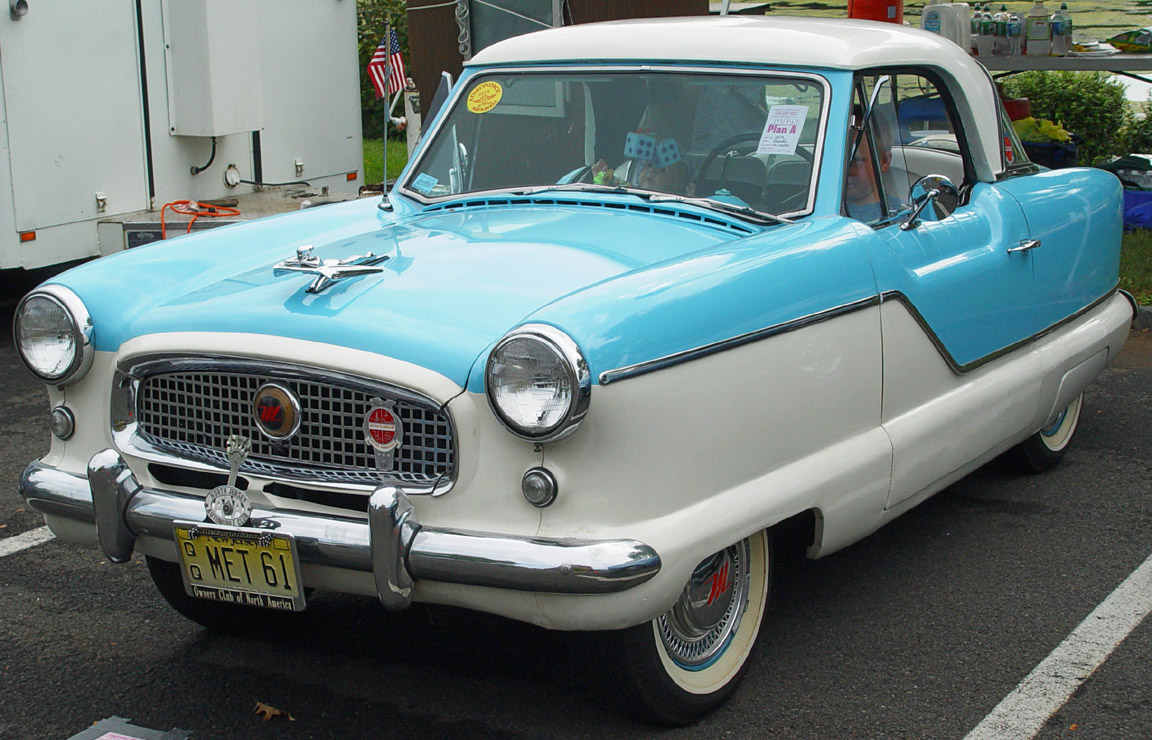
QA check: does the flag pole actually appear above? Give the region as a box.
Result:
[383,19,391,195]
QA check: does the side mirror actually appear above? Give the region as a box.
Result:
[901,174,960,231]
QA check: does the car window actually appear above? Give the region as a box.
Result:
[845,72,970,226]
[997,97,1031,171]
[403,70,827,217]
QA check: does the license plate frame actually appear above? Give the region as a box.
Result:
[173,521,306,612]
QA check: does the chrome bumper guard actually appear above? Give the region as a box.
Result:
[19,449,661,610]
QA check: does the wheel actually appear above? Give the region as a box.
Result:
[1008,392,1084,473]
[146,555,301,635]
[607,530,771,726]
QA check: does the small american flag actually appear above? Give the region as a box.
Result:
[368,28,406,98]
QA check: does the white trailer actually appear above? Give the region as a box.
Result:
[0,0,363,271]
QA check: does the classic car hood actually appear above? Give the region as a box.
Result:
[55,198,745,388]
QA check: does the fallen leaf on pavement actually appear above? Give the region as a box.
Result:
[255,700,295,722]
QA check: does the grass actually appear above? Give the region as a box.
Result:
[363,138,410,186]
[1121,230,1152,305]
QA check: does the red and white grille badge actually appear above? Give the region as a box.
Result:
[364,398,403,472]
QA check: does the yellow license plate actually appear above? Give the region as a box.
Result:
[174,522,306,611]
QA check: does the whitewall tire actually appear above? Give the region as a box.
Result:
[1009,392,1084,473]
[608,529,771,725]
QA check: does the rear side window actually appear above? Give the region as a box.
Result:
[997,98,1031,171]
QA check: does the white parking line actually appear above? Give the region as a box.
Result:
[964,551,1152,740]
[0,526,55,558]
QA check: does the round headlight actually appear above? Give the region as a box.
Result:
[486,324,590,442]
[14,286,93,385]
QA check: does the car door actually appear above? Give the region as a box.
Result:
[845,71,1038,510]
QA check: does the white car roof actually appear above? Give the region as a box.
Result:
[468,16,1005,180]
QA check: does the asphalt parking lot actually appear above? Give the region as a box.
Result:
[1,289,1149,739]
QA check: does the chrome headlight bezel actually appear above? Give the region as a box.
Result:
[485,323,591,443]
[13,284,94,386]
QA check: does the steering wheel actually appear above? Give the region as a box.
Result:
[697,133,764,194]
[697,134,816,197]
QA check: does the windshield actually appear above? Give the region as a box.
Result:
[402,69,827,217]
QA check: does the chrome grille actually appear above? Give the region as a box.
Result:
[134,369,454,488]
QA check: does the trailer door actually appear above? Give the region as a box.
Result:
[0,0,149,232]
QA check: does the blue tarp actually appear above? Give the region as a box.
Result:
[1124,189,1152,230]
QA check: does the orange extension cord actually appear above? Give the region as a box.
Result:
[159,200,241,240]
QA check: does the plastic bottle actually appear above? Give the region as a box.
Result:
[1007,10,1024,55]
[970,3,981,54]
[977,4,995,56]
[922,4,970,50]
[993,5,1009,56]
[923,4,944,34]
[1025,0,1051,56]
[1051,2,1073,56]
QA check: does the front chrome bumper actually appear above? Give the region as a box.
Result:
[19,449,661,610]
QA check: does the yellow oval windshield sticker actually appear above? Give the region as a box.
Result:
[467,82,503,114]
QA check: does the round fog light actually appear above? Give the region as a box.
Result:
[522,467,558,508]
[49,406,75,440]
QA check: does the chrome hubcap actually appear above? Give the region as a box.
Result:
[657,539,750,667]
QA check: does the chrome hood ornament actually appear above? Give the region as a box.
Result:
[204,434,253,527]
[273,244,391,294]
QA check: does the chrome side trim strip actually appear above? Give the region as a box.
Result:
[598,295,881,385]
[882,283,1122,374]
[20,457,662,604]
[1034,284,1123,341]
[598,285,1123,385]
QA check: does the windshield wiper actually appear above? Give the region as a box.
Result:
[515,185,792,225]
[508,183,650,197]
[647,194,793,225]
[411,182,648,209]
[418,183,792,226]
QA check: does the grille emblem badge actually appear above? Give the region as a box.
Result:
[365,398,403,472]
[252,383,301,441]
[205,434,253,527]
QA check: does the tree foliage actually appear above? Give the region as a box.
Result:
[1122,97,1152,155]
[1001,71,1130,165]
[358,0,409,139]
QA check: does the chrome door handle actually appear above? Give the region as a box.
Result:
[1008,239,1040,254]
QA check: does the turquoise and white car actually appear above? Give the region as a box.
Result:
[16,16,1135,724]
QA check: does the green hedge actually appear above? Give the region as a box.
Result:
[1001,71,1129,165]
